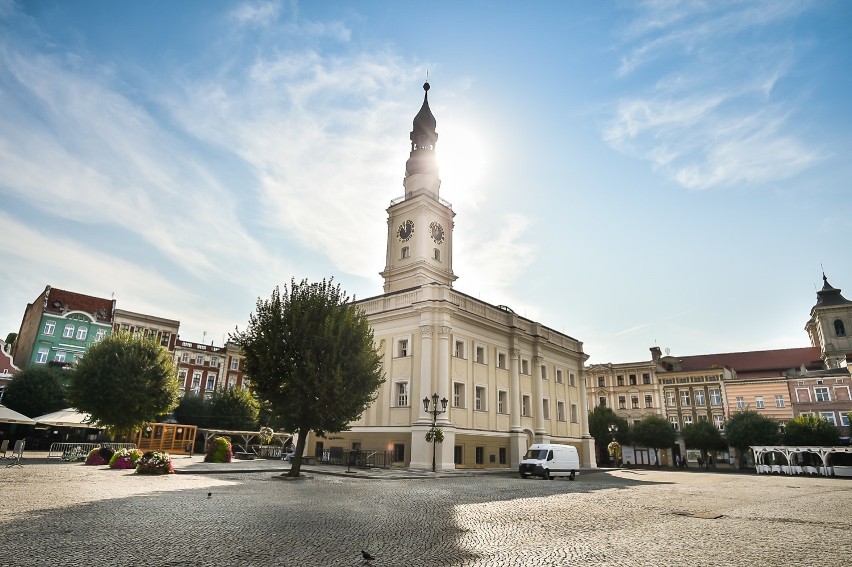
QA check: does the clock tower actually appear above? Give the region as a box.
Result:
[381,83,457,293]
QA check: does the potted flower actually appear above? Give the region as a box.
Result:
[607,441,622,466]
[109,447,144,469]
[136,451,175,475]
[204,436,233,463]
[85,446,116,466]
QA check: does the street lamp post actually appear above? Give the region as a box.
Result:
[423,392,448,473]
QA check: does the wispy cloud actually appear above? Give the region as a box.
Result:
[231,1,282,27]
[605,0,821,189]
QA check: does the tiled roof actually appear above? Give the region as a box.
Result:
[675,347,822,374]
[45,287,114,322]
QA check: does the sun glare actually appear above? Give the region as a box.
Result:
[436,121,488,200]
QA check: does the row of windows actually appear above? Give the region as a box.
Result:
[396,338,576,385]
[618,394,655,409]
[734,395,786,409]
[669,414,725,431]
[597,373,653,387]
[663,389,724,407]
[176,352,240,370]
[394,381,579,422]
[116,325,172,346]
[42,320,105,341]
[799,411,851,427]
[179,369,250,392]
[399,246,442,261]
[35,348,83,364]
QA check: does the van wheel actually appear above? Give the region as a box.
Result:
[520,473,528,479]
[569,471,576,481]
[542,470,550,480]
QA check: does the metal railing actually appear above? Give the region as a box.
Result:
[48,442,138,460]
[321,450,395,469]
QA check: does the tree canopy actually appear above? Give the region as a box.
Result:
[588,406,629,464]
[2,365,67,417]
[630,414,676,466]
[208,387,260,430]
[67,331,180,433]
[681,421,725,456]
[232,278,384,476]
[782,414,840,446]
[724,410,780,451]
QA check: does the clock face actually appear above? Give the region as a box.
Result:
[397,219,414,242]
[430,221,445,244]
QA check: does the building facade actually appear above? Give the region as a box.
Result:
[0,338,20,402]
[13,286,115,369]
[787,366,851,439]
[805,274,852,369]
[309,83,596,470]
[174,339,227,397]
[113,309,180,352]
[586,348,664,426]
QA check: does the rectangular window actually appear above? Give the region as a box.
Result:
[631,395,639,409]
[629,374,637,385]
[191,372,202,390]
[43,321,55,335]
[755,396,765,409]
[694,390,705,406]
[76,327,88,340]
[710,389,721,406]
[497,352,507,369]
[556,369,563,383]
[736,396,745,410]
[181,352,189,363]
[398,339,409,357]
[454,340,465,358]
[683,414,693,425]
[540,365,547,380]
[598,376,605,387]
[475,345,485,364]
[618,395,626,409]
[54,351,66,363]
[570,403,578,423]
[714,415,725,430]
[196,355,204,365]
[475,386,486,411]
[666,390,676,407]
[210,357,219,368]
[569,373,576,387]
[681,390,691,406]
[820,411,837,425]
[475,446,484,465]
[63,324,75,338]
[521,359,530,374]
[206,374,216,390]
[96,329,106,342]
[230,358,239,370]
[814,387,830,402]
[542,398,550,420]
[775,395,785,408]
[179,370,188,388]
[393,444,405,462]
[433,248,441,261]
[841,413,851,427]
[497,390,508,414]
[454,445,463,465]
[557,401,565,421]
[396,382,409,406]
[522,395,531,416]
[36,348,49,364]
[617,375,624,386]
[643,373,651,384]
[598,396,606,407]
[698,414,708,422]
[499,447,507,465]
[160,331,171,346]
[645,394,653,408]
[670,416,679,431]
[453,383,465,408]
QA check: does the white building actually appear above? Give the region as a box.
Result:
[309,83,596,470]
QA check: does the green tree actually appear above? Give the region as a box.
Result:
[630,414,677,467]
[2,365,67,417]
[232,278,385,477]
[4,332,17,346]
[588,406,629,465]
[208,387,260,430]
[67,331,180,434]
[782,414,841,446]
[681,421,725,468]
[173,393,211,428]
[724,411,780,467]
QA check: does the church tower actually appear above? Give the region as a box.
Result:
[805,273,852,368]
[380,83,457,293]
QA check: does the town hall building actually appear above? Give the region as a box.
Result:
[308,84,596,470]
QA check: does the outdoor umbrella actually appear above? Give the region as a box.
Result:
[32,407,98,428]
[0,404,36,424]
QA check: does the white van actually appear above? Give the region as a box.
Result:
[519,443,580,480]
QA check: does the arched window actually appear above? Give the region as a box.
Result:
[400,246,410,259]
[834,319,846,337]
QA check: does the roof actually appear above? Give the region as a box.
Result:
[812,273,852,312]
[44,287,114,323]
[674,346,822,375]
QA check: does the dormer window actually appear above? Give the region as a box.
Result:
[834,319,846,337]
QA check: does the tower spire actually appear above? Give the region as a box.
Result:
[405,82,439,177]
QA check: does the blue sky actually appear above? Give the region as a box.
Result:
[2,0,850,364]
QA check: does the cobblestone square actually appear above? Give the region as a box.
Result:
[1,462,848,567]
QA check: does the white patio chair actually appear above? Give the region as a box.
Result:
[5,440,24,468]
[0,439,9,458]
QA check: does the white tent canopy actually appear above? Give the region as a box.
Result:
[33,408,99,428]
[0,404,36,424]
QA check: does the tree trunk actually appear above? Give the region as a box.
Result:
[287,429,309,477]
